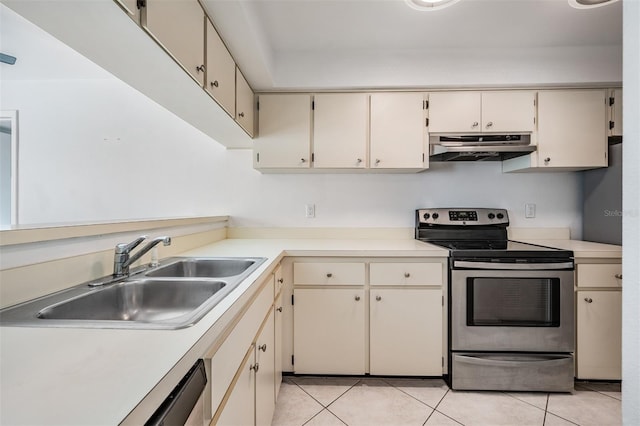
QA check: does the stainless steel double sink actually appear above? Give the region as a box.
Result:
[0,257,266,330]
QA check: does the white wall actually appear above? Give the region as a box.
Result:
[0,76,582,236]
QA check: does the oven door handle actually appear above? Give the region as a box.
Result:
[455,354,572,368]
[453,260,574,270]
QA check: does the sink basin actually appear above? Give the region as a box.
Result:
[0,256,267,330]
[146,257,258,278]
[37,279,227,323]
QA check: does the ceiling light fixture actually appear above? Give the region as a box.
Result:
[405,0,462,12]
[568,0,620,9]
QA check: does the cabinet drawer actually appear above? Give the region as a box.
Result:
[370,263,443,286]
[577,264,622,288]
[209,276,274,412]
[293,262,365,286]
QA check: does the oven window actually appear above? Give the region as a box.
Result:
[467,278,560,327]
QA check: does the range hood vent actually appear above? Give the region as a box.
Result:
[429,134,536,162]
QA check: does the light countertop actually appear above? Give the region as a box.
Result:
[0,238,446,426]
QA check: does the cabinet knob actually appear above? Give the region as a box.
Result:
[300,158,307,163]
[238,112,245,118]
[615,274,622,279]
[356,158,362,164]
[278,278,284,283]
[355,295,361,301]
[196,64,206,73]
[326,273,333,278]
[584,297,593,303]
[376,295,382,301]
[250,363,260,372]
[544,157,551,165]
[404,272,411,278]
[211,80,219,88]
[375,159,381,165]
[258,344,267,352]
[276,306,283,313]
[472,122,479,127]
[486,121,493,128]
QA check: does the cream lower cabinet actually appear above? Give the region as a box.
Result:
[293,288,366,374]
[575,262,622,380]
[274,291,284,400]
[215,346,256,426]
[370,289,442,376]
[255,309,276,426]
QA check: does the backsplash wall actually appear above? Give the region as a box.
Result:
[1,77,582,237]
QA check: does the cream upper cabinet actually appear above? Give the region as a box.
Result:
[236,68,255,137]
[255,94,312,169]
[370,288,442,376]
[428,91,535,133]
[205,19,236,117]
[313,94,368,168]
[293,288,366,375]
[370,92,427,169]
[536,90,607,169]
[428,92,481,133]
[609,88,623,137]
[143,0,205,85]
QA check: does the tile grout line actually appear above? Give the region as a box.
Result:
[542,393,550,425]
[430,389,466,426]
[502,391,549,413]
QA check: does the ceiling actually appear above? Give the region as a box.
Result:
[202,0,623,90]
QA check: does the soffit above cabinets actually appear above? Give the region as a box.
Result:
[202,0,622,90]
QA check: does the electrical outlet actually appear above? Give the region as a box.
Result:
[525,203,536,218]
[305,204,315,218]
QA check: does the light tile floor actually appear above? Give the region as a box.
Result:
[272,376,621,426]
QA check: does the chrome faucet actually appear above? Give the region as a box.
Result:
[113,235,172,277]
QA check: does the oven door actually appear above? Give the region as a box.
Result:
[451,261,574,353]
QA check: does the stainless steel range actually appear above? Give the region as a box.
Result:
[416,208,575,392]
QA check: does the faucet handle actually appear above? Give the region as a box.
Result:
[115,235,147,254]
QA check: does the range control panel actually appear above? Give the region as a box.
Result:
[416,208,509,226]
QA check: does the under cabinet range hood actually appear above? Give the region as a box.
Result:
[429,134,536,162]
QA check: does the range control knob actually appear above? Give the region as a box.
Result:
[423,212,430,220]
[488,213,495,219]
[497,213,504,219]
[432,213,439,220]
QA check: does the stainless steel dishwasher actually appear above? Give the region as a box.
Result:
[145,359,208,426]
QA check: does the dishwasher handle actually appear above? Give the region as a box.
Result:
[145,359,207,426]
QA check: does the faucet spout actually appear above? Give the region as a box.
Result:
[113,236,172,277]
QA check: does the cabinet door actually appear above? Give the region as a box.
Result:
[115,0,139,21]
[610,88,622,137]
[236,68,255,137]
[214,346,256,426]
[577,291,622,380]
[274,293,284,401]
[537,90,607,169]
[370,93,427,169]
[205,19,236,117]
[313,93,368,168]
[256,309,276,426]
[428,92,481,133]
[255,94,312,168]
[481,91,535,133]
[143,0,205,85]
[370,289,442,376]
[293,289,365,374]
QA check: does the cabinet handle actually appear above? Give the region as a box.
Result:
[211,80,219,88]
[278,278,284,283]
[326,273,333,278]
[196,64,206,73]
[376,295,382,301]
[250,363,260,372]
[544,157,551,165]
[404,272,411,278]
[472,122,479,127]
[486,121,493,128]
[238,112,245,118]
[258,344,267,352]
[584,297,593,303]
[276,306,283,312]
[615,274,622,279]
[355,295,361,301]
